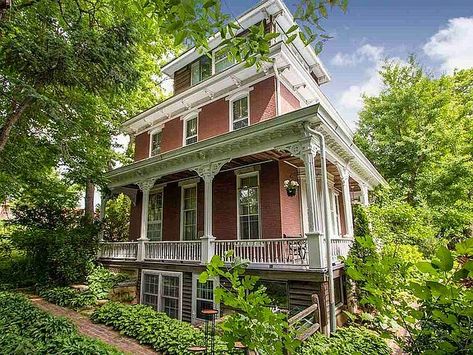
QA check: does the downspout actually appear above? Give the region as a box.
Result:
[273,61,281,115]
[304,121,337,333]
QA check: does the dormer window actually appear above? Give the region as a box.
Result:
[184,115,198,145]
[231,95,249,131]
[214,46,234,74]
[190,56,211,86]
[150,130,162,156]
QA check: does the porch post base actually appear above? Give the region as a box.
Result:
[306,232,325,269]
[200,235,215,264]
[137,239,146,261]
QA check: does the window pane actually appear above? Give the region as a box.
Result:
[191,61,200,85]
[197,280,214,300]
[196,300,214,319]
[200,56,211,80]
[143,294,158,311]
[148,192,163,241]
[162,276,179,298]
[233,118,248,131]
[215,47,234,73]
[162,297,179,319]
[151,132,162,156]
[186,117,197,137]
[144,274,159,294]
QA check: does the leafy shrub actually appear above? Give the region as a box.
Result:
[9,188,99,286]
[91,301,230,354]
[297,326,391,355]
[40,266,129,309]
[0,292,122,354]
[102,194,131,241]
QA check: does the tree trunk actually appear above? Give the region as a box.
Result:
[84,180,95,221]
[0,97,32,153]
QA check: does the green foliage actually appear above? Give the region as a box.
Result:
[9,184,100,285]
[102,194,131,241]
[91,301,229,354]
[40,266,129,309]
[0,292,122,354]
[200,254,300,354]
[355,61,473,241]
[345,237,473,354]
[297,326,390,355]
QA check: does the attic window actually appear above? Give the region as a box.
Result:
[214,46,234,74]
[190,56,211,86]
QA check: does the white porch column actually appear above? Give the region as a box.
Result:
[136,178,157,261]
[193,160,228,264]
[299,140,325,269]
[360,183,370,206]
[338,166,354,238]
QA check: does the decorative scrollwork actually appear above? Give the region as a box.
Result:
[192,159,230,181]
[137,177,158,192]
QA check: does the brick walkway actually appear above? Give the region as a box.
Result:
[29,296,157,355]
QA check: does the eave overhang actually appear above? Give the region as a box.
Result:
[108,104,385,189]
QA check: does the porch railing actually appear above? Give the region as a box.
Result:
[97,236,353,267]
[330,237,353,263]
[214,237,309,265]
[99,242,138,260]
[145,240,201,262]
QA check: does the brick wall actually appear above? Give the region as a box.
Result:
[133,76,278,161]
[199,98,229,141]
[278,161,302,236]
[279,82,301,114]
[134,132,150,161]
[162,182,181,241]
[260,161,282,239]
[250,77,277,124]
[129,191,142,240]
[212,170,237,240]
[160,117,183,153]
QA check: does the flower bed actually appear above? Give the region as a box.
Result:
[0,292,122,354]
[91,301,231,354]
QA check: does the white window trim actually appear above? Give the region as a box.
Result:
[140,270,183,320]
[180,182,198,241]
[182,113,199,146]
[149,127,163,157]
[229,92,250,132]
[236,171,261,240]
[147,187,164,241]
[191,273,220,323]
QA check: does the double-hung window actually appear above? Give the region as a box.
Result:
[184,116,198,145]
[231,95,249,131]
[181,184,197,240]
[190,56,211,86]
[330,190,342,237]
[141,271,182,320]
[238,173,260,240]
[147,189,163,241]
[192,274,219,322]
[150,130,162,156]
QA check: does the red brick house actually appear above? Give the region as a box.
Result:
[98,0,385,333]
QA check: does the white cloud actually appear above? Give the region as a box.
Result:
[331,44,387,127]
[423,17,473,74]
[331,44,383,67]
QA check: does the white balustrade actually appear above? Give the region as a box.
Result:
[214,238,309,265]
[330,237,353,264]
[144,241,202,262]
[99,242,138,260]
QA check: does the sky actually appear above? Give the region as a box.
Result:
[224,0,473,128]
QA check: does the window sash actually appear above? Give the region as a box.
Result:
[232,96,249,131]
[142,271,181,319]
[214,47,234,73]
[151,131,162,156]
[147,191,163,241]
[182,185,197,240]
[238,173,260,240]
[190,57,211,86]
[185,117,198,145]
[192,275,219,322]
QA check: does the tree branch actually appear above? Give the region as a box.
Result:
[0,96,33,153]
